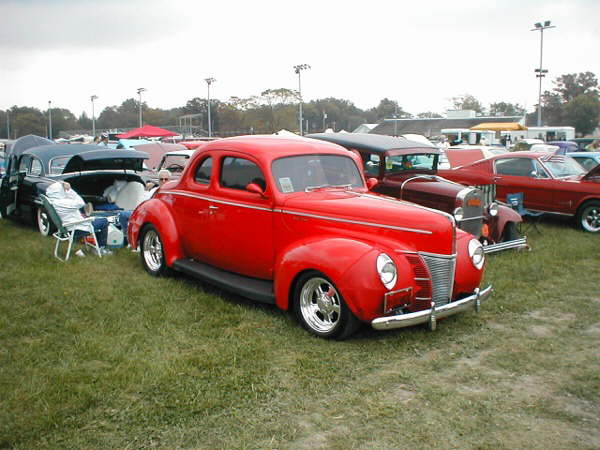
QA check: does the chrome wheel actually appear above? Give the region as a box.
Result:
[580,204,600,232]
[37,208,51,236]
[299,277,342,334]
[142,228,164,273]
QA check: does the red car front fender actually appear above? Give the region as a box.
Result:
[128,199,184,267]
[273,237,416,322]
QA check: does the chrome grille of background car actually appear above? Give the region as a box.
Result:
[476,184,497,207]
[458,187,484,238]
[419,253,456,306]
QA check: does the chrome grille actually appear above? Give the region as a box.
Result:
[420,253,456,306]
[476,184,497,207]
[458,187,484,238]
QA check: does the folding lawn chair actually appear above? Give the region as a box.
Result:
[506,192,544,234]
[40,195,102,261]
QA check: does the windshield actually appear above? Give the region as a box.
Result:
[385,153,438,174]
[49,156,71,175]
[272,154,363,193]
[541,156,585,178]
[159,155,189,174]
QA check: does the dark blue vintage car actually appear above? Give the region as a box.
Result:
[0,137,148,235]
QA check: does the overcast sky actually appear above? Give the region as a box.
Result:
[1,0,599,119]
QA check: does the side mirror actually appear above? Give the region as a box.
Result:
[246,182,267,197]
[366,178,378,189]
[530,170,538,178]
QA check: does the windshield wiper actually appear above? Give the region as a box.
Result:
[305,184,331,192]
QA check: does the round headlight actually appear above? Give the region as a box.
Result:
[488,202,499,217]
[376,253,397,290]
[468,239,485,270]
[453,207,464,222]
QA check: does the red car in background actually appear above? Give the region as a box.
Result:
[128,135,492,339]
[438,152,600,232]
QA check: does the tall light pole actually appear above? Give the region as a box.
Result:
[137,87,147,127]
[294,64,310,135]
[90,95,98,136]
[6,110,9,139]
[531,20,555,127]
[48,101,52,140]
[205,77,216,137]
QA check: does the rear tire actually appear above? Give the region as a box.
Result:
[139,224,171,276]
[577,200,600,232]
[293,271,361,340]
[36,207,54,236]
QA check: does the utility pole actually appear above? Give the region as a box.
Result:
[294,64,310,135]
[531,21,555,126]
[137,87,147,127]
[205,78,216,137]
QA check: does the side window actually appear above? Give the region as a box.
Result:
[495,158,534,176]
[363,153,380,176]
[30,158,43,176]
[220,156,266,191]
[19,156,31,173]
[533,160,550,178]
[194,157,213,184]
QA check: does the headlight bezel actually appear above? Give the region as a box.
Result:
[453,206,464,222]
[376,253,397,290]
[488,202,499,217]
[468,238,485,270]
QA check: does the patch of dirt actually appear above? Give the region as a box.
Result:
[584,323,600,335]
[526,310,576,325]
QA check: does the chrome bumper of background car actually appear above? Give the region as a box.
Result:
[482,237,528,254]
[371,285,493,331]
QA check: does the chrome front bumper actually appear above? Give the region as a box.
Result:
[371,285,493,331]
[483,237,528,254]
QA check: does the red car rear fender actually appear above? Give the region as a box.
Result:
[273,237,416,322]
[129,199,184,266]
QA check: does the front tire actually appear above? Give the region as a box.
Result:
[293,271,360,340]
[577,200,600,232]
[501,221,520,241]
[140,225,171,276]
[36,207,54,236]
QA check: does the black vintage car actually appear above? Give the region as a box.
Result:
[307,133,527,253]
[0,139,148,235]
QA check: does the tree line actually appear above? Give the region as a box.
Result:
[1,72,598,139]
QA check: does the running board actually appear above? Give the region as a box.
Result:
[172,258,275,304]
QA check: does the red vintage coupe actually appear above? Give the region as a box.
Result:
[438,152,600,232]
[128,135,492,339]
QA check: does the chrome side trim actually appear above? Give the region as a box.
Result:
[274,209,432,235]
[371,285,493,331]
[483,237,528,254]
[164,190,273,212]
[166,189,433,234]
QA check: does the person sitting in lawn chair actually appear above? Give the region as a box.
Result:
[45,181,112,256]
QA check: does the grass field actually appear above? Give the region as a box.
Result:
[0,216,599,449]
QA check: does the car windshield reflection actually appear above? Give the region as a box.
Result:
[272,154,363,193]
[542,156,585,178]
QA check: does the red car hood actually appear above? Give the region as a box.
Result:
[280,189,455,254]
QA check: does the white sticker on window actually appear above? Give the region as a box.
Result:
[279,177,294,193]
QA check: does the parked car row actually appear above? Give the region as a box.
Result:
[4,132,598,340]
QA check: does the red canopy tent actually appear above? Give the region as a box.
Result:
[116,125,179,139]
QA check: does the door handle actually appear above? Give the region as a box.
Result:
[209,205,219,210]
[493,176,502,182]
